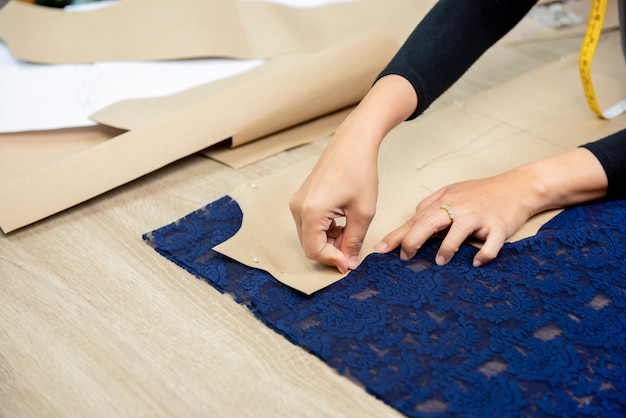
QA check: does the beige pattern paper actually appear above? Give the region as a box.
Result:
[90,55,355,168]
[214,35,626,295]
[0,125,124,183]
[202,107,353,169]
[89,55,303,131]
[0,0,616,65]
[0,31,398,233]
[0,0,430,64]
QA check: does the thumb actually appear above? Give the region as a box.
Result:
[317,243,350,274]
[339,215,373,271]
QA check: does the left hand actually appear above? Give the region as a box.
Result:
[375,171,536,267]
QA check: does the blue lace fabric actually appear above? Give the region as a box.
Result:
[143,196,626,417]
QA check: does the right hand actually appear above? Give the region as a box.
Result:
[289,75,418,273]
[289,123,379,274]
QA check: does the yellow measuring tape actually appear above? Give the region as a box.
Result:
[579,0,626,119]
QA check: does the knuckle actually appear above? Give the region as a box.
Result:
[343,236,365,252]
[479,247,499,261]
[423,212,442,232]
[353,204,376,221]
[304,246,326,261]
[400,235,420,252]
[303,248,316,259]
[288,194,300,211]
[453,217,474,233]
[439,243,459,255]
[298,200,322,219]
[415,200,430,212]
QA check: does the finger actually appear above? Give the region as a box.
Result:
[340,211,374,271]
[288,196,304,246]
[302,220,350,273]
[399,210,451,260]
[307,235,351,274]
[415,189,444,212]
[472,228,507,267]
[296,206,348,271]
[434,218,474,266]
[375,191,447,255]
[375,219,415,254]
[291,213,304,247]
[317,241,350,274]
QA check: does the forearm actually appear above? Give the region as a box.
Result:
[378,0,537,119]
[330,74,417,151]
[514,148,608,216]
[340,0,539,148]
[289,76,417,273]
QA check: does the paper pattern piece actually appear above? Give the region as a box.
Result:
[89,55,301,131]
[0,31,398,233]
[92,54,354,168]
[214,34,626,295]
[0,0,430,64]
[202,107,353,169]
[0,125,124,183]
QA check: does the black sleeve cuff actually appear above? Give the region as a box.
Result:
[581,129,626,199]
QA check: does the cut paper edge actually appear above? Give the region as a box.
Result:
[213,36,626,294]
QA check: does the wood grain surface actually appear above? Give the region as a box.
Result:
[0,32,592,417]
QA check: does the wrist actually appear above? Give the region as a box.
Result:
[338,74,418,147]
[510,148,609,216]
[511,164,552,217]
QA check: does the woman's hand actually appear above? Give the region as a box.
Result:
[376,148,609,267]
[289,127,379,273]
[376,172,535,267]
[289,75,418,273]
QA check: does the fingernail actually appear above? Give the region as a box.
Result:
[473,259,482,268]
[375,242,387,252]
[400,250,408,260]
[435,255,446,266]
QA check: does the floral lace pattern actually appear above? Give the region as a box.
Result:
[144,196,626,417]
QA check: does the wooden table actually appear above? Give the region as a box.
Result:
[0,33,590,417]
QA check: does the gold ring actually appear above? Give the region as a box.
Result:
[439,204,455,222]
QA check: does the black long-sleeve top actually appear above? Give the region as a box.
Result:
[377,0,625,199]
